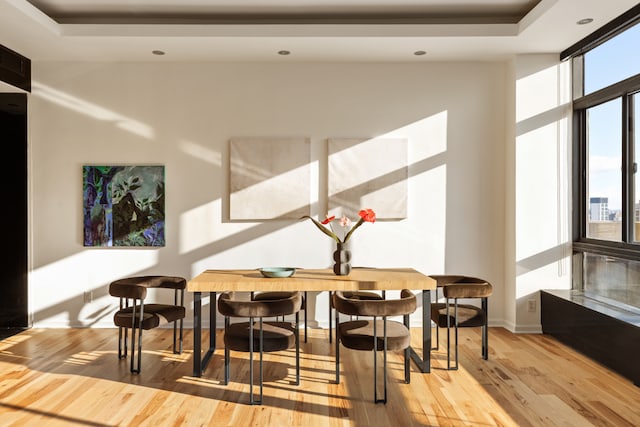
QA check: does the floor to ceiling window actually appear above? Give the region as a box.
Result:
[569,8,640,309]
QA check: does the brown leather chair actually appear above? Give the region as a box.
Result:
[333,289,416,404]
[218,291,303,405]
[429,275,493,370]
[253,290,382,344]
[252,291,308,342]
[108,275,186,374]
[329,290,384,343]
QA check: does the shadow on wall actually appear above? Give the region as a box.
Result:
[32,150,447,328]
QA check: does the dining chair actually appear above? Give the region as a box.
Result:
[259,290,384,344]
[108,275,186,374]
[333,289,416,404]
[252,291,308,343]
[218,290,303,405]
[328,290,384,343]
[429,275,493,370]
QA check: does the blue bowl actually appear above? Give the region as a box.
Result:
[258,267,296,278]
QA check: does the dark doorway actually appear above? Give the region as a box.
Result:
[0,93,28,339]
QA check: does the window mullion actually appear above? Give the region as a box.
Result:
[628,95,637,242]
[622,95,631,242]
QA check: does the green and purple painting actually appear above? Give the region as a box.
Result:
[83,165,165,247]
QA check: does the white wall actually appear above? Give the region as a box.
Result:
[507,54,573,332]
[28,61,508,329]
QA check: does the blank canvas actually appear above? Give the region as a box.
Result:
[328,138,408,219]
[229,137,311,220]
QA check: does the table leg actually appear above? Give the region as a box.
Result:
[410,289,431,373]
[193,291,202,376]
[193,291,217,377]
[210,292,216,350]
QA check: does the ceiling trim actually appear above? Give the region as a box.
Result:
[59,22,520,38]
[13,0,547,39]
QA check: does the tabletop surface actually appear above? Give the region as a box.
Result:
[187,267,436,292]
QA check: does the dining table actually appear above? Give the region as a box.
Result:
[187,267,437,377]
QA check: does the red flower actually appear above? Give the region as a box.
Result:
[321,215,336,225]
[358,209,376,223]
[302,208,375,244]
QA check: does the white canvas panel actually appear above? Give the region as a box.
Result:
[230,137,311,220]
[328,138,408,219]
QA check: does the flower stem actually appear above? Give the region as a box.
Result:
[300,215,341,243]
[343,218,364,243]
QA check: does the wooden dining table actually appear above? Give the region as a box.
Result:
[187,267,437,377]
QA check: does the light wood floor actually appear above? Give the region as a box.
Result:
[0,327,639,426]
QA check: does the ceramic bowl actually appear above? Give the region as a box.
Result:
[258,267,296,278]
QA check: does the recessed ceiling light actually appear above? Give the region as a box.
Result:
[278,50,291,56]
[577,18,594,25]
[152,50,165,56]
[414,50,427,56]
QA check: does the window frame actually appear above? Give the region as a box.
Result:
[570,5,640,263]
[572,56,640,261]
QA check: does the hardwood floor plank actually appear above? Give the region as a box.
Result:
[0,327,639,426]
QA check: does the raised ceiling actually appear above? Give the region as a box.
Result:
[25,0,543,24]
[0,0,638,61]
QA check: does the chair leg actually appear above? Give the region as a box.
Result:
[373,319,378,402]
[249,318,264,405]
[129,304,143,374]
[172,320,178,354]
[334,302,340,384]
[172,288,183,354]
[373,317,388,404]
[482,297,489,360]
[454,311,459,370]
[123,327,128,358]
[446,299,460,371]
[295,311,300,385]
[130,325,137,373]
[248,318,255,404]
[224,317,230,385]
[433,287,440,351]
[382,318,388,404]
[117,326,126,359]
[303,291,307,343]
[178,316,184,354]
[258,318,264,405]
[329,291,333,344]
[451,300,460,370]
[136,327,143,374]
[249,318,254,404]
[404,313,410,384]
[482,324,488,360]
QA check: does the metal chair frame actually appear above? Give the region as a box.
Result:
[251,291,308,343]
[115,287,184,374]
[334,292,411,404]
[433,286,489,370]
[221,294,301,405]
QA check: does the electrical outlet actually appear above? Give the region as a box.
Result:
[83,291,93,303]
[527,299,536,312]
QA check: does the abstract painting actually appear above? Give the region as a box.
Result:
[229,137,311,220]
[83,165,165,247]
[328,138,408,219]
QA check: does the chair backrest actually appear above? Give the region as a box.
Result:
[218,291,303,318]
[109,275,187,303]
[442,281,493,299]
[109,282,147,300]
[333,289,416,317]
